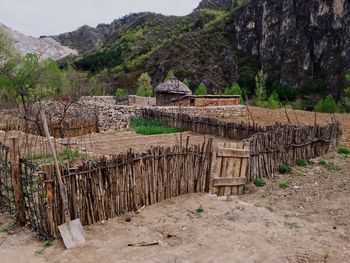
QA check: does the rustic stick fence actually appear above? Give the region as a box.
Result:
[0,137,213,238]
[142,109,342,181]
[0,112,98,138]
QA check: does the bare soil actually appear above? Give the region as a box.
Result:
[1,151,349,263]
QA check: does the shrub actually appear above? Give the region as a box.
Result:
[254,178,266,187]
[165,70,175,81]
[130,117,182,135]
[223,82,245,104]
[292,99,304,110]
[267,90,280,109]
[279,163,291,174]
[314,95,340,113]
[182,78,190,88]
[279,181,289,189]
[195,83,208,95]
[136,73,154,97]
[338,147,350,154]
[115,88,127,100]
[297,159,309,167]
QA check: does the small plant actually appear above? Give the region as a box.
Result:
[196,206,204,214]
[338,147,350,155]
[195,83,208,95]
[254,178,266,187]
[267,190,273,196]
[297,159,309,167]
[279,181,289,189]
[284,222,300,229]
[115,88,128,100]
[323,250,331,260]
[279,163,291,174]
[0,221,17,234]
[130,117,182,135]
[318,160,327,165]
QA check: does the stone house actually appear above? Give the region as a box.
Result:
[155,78,192,106]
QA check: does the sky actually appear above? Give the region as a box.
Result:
[0,0,201,37]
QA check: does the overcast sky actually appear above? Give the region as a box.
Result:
[0,0,201,37]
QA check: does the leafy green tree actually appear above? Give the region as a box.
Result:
[115,88,128,100]
[314,95,339,113]
[255,70,267,106]
[195,83,208,95]
[182,78,190,88]
[267,90,280,109]
[165,70,175,81]
[343,73,350,111]
[224,82,242,95]
[136,73,154,97]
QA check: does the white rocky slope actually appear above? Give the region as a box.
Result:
[0,23,78,60]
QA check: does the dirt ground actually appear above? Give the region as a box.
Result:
[1,151,349,263]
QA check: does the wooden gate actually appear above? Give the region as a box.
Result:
[212,142,250,196]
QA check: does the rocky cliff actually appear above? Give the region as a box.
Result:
[226,0,350,96]
[0,23,77,60]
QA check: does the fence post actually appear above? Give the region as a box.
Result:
[10,136,26,226]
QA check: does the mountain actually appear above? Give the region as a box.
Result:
[52,0,349,100]
[0,23,77,60]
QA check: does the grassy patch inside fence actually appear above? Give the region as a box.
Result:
[130,117,182,135]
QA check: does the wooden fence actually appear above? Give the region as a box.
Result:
[0,112,98,138]
[142,109,342,181]
[246,122,342,181]
[0,138,213,238]
[142,109,264,140]
[0,141,12,213]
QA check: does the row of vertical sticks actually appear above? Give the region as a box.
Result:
[43,139,213,238]
[0,112,98,138]
[246,122,342,182]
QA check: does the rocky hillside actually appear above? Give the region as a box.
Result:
[52,0,349,99]
[0,23,77,60]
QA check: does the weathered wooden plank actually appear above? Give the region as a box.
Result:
[213,177,246,187]
[217,148,250,158]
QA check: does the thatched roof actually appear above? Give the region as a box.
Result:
[155,78,192,95]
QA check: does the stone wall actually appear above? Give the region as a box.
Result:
[128,95,156,106]
[148,105,247,121]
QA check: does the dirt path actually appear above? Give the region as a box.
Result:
[1,151,349,263]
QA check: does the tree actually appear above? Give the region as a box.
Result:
[115,88,128,100]
[165,70,175,81]
[267,90,280,109]
[136,73,154,97]
[314,95,339,113]
[183,78,190,88]
[224,82,242,95]
[195,83,207,95]
[255,70,267,106]
[343,73,350,112]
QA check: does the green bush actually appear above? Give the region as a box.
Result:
[279,181,289,189]
[223,82,245,104]
[338,147,350,154]
[254,178,266,187]
[314,95,340,113]
[297,159,309,167]
[115,88,127,100]
[271,82,297,101]
[279,163,292,174]
[136,73,154,97]
[267,90,280,109]
[195,83,208,95]
[292,99,304,110]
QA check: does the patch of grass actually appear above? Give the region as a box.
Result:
[297,158,309,167]
[318,160,341,172]
[338,147,350,155]
[284,222,300,229]
[35,240,53,255]
[254,178,266,187]
[131,117,182,135]
[279,163,291,174]
[279,181,290,189]
[135,126,182,135]
[0,221,17,234]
